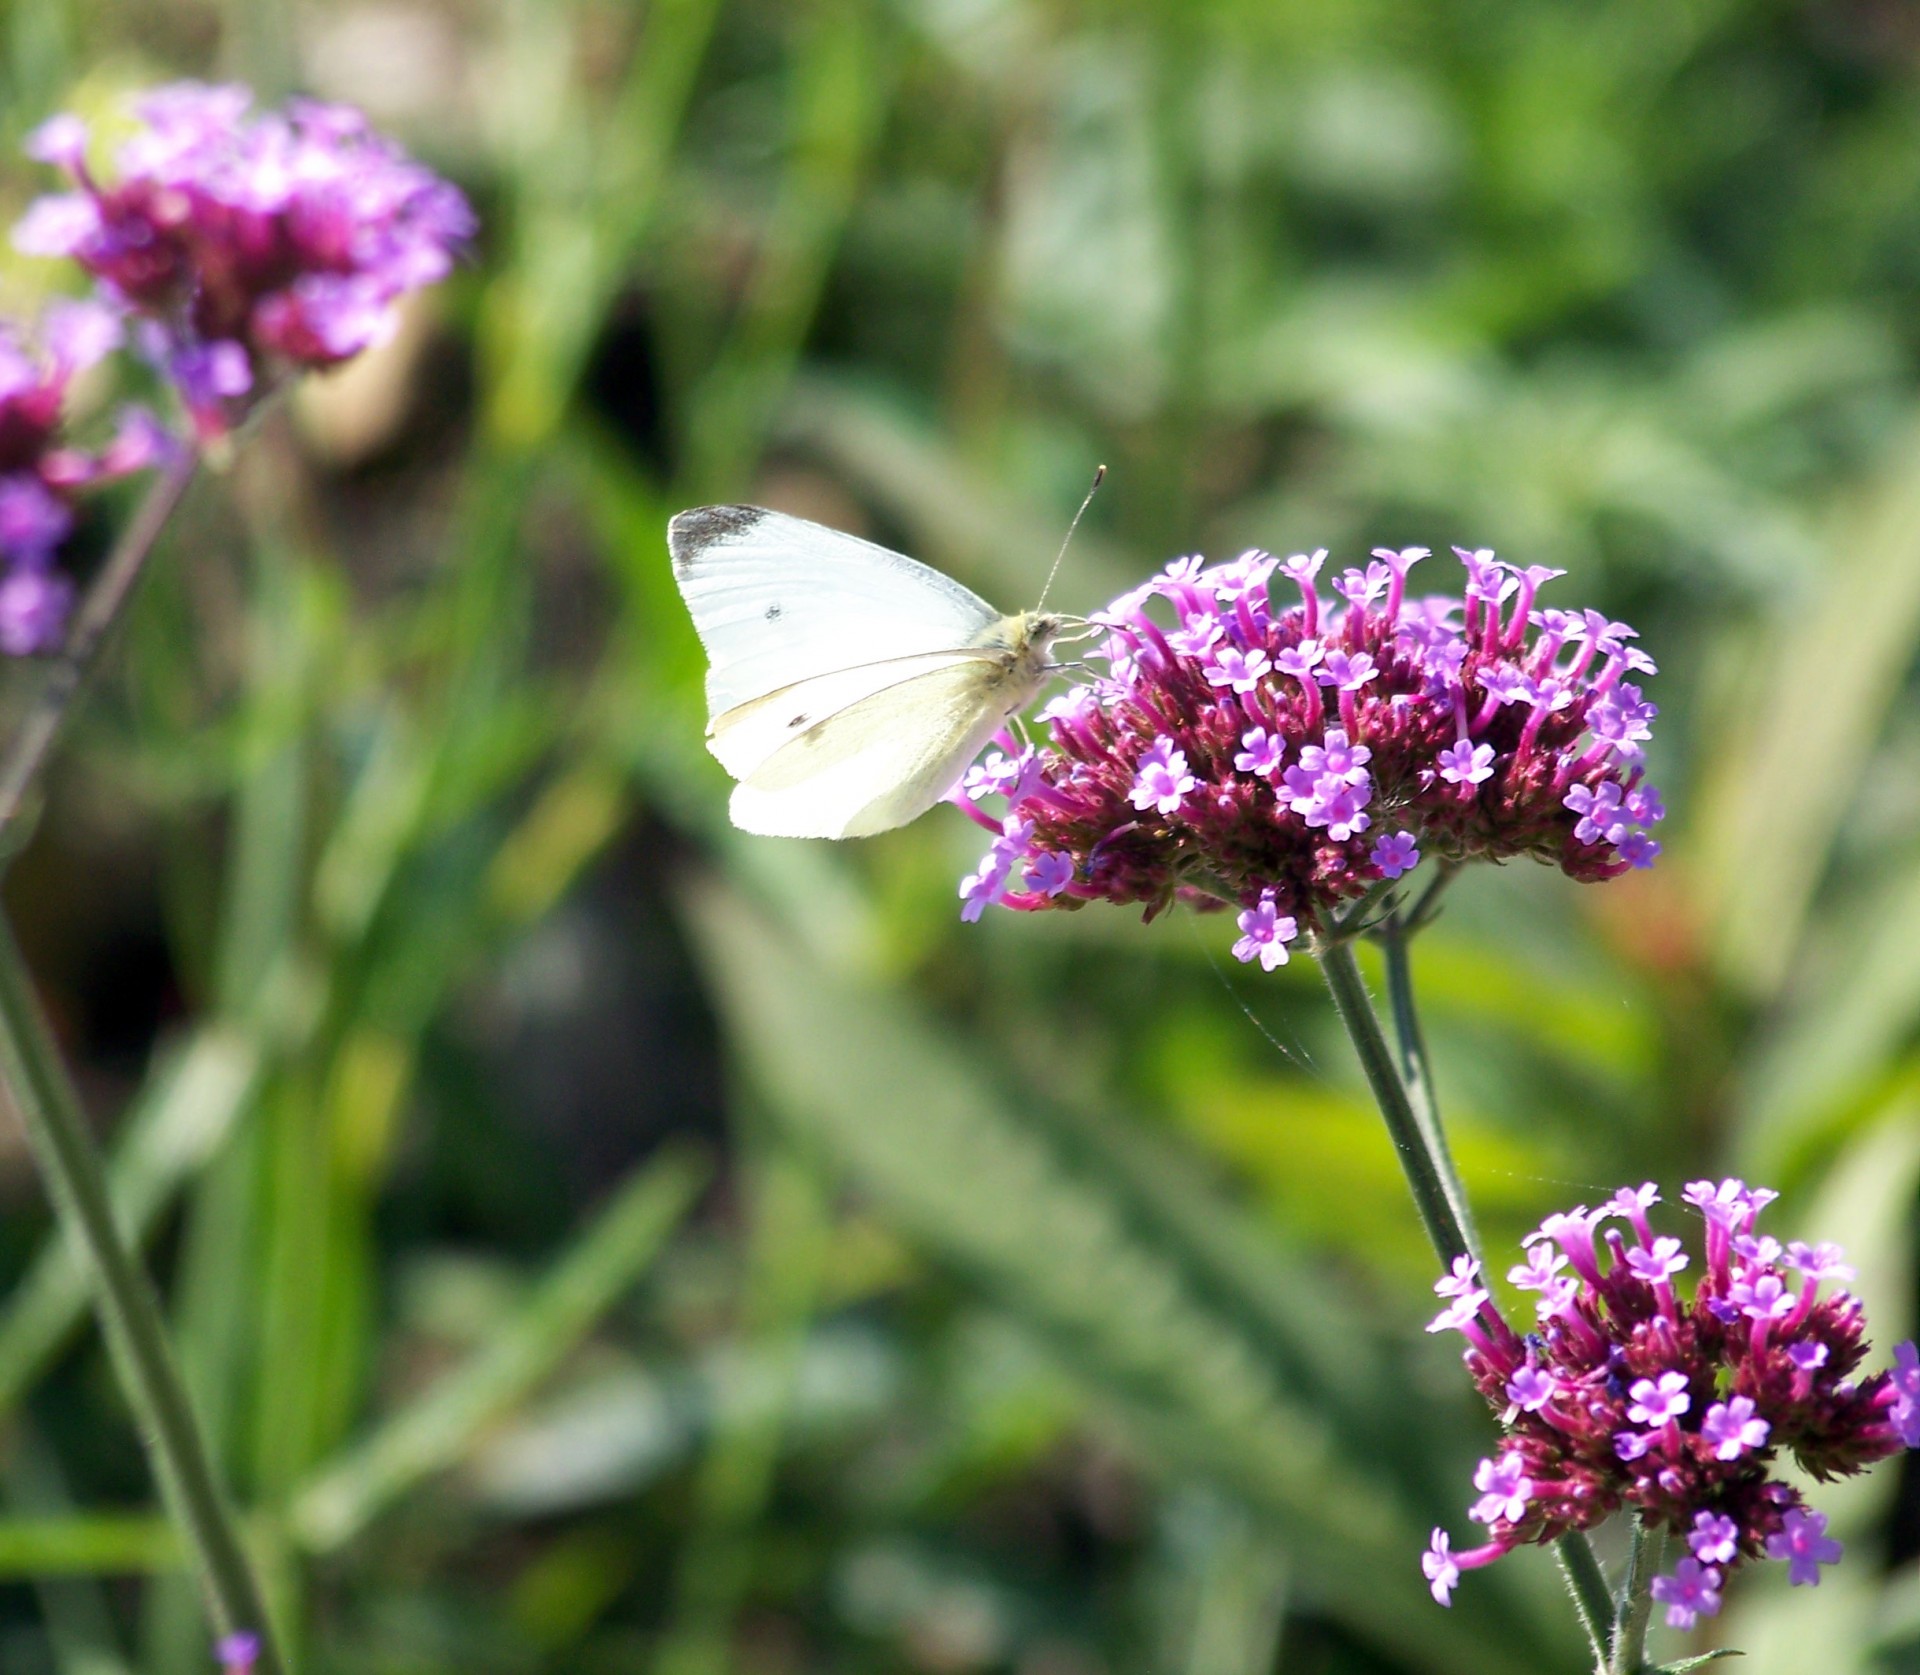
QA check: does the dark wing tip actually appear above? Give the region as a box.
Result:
[667,504,767,573]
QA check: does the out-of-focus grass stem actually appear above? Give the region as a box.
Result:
[681,5,889,497]
[653,1139,830,1675]
[288,1147,706,1552]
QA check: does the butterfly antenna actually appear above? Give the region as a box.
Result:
[1037,464,1106,612]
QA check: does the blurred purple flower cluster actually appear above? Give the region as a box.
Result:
[0,80,471,653]
[1423,1179,1918,1629]
[0,302,172,651]
[16,82,472,441]
[955,545,1664,958]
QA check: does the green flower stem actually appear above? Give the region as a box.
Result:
[1317,931,1615,1670]
[0,446,199,852]
[1560,1520,1618,1672]
[1316,939,1472,1267]
[0,920,283,1675]
[1379,919,1481,1269]
[1610,1516,1667,1675]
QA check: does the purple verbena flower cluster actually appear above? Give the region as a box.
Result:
[954,546,1663,960]
[216,1633,259,1675]
[1422,1179,1919,1629]
[0,302,172,651]
[0,81,470,655]
[15,82,473,439]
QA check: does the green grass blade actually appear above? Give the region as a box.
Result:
[0,1516,182,1577]
[1694,420,1920,1000]
[287,1146,707,1552]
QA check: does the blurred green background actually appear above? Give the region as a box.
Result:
[0,0,1918,1671]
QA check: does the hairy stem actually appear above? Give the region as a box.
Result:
[1610,1516,1667,1675]
[0,921,283,1673]
[0,448,199,850]
[1560,1526,1617,1671]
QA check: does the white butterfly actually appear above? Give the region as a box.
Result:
[668,505,1071,839]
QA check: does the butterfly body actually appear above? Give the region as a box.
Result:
[668,504,1065,839]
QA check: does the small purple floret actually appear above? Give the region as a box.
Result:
[1627,1371,1691,1426]
[1231,890,1297,971]
[1505,1366,1555,1413]
[1437,739,1494,786]
[1624,1236,1688,1284]
[1689,1512,1739,1566]
[0,311,180,655]
[1371,830,1420,878]
[1767,1508,1843,1586]
[217,1634,261,1675]
[1470,1452,1532,1525]
[1130,738,1196,816]
[1701,1395,1770,1460]
[1649,1557,1723,1629]
[1433,1255,1481,1298]
[1423,1529,1458,1605]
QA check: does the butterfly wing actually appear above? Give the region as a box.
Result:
[668,505,1003,716]
[727,655,1038,839]
[706,649,997,781]
[669,504,1051,838]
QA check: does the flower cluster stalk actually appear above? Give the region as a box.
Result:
[1610,1521,1667,1675]
[1378,916,1479,1268]
[0,921,283,1674]
[1316,919,1620,1669]
[1316,937,1472,1271]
